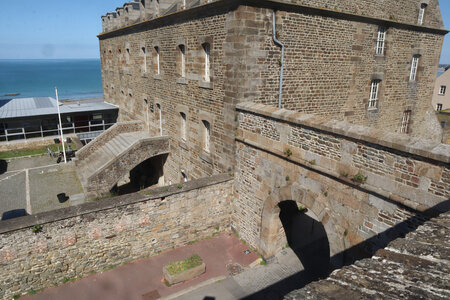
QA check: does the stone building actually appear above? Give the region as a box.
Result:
[432,67,450,111]
[98,0,446,184]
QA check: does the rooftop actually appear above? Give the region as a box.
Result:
[0,97,118,120]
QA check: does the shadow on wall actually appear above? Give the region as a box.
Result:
[279,201,330,281]
[1,209,28,221]
[0,159,7,174]
[241,200,450,300]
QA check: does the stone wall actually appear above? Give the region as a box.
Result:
[233,102,449,260]
[0,174,233,299]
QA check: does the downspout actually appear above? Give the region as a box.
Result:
[272,11,285,109]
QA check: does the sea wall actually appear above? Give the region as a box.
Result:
[0,174,233,299]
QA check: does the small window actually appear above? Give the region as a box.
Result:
[375,27,386,55]
[418,3,427,25]
[203,43,211,82]
[439,85,446,95]
[179,45,186,78]
[400,111,411,134]
[156,103,162,135]
[410,55,420,81]
[368,80,380,109]
[437,103,443,111]
[202,120,211,153]
[149,100,154,113]
[141,47,147,73]
[181,171,188,182]
[441,121,446,129]
[154,46,160,75]
[180,112,187,141]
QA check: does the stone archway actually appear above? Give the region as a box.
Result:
[258,183,344,267]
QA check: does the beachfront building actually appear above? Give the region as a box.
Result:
[432,66,450,111]
[0,97,118,143]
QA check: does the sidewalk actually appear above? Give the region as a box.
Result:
[23,233,258,300]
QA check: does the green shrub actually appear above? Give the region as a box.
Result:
[352,171,367,184]
[31,225,42,234]
[166,254,203,275]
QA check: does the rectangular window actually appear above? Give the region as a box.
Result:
[155,46,160,75]
[202,120,210,153]
[439,85,446,95]
[410,56,419,81]
[141,47,147,73]
[180,112,186,141]
[375,27,386,55]
[400,111,411,134]
[437,103,443,111]
[368,80,380,109]
[179,45,186,78]
[203,43,210,82]
[418,4,426,25]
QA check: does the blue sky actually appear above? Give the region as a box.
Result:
[0,0,449,62]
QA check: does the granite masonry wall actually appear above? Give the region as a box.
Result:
[0,174,233,299]
[233,102,449,260]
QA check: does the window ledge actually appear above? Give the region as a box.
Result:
[179,140,188,150]
[177,77,187,85]
[200,151,212,164]
[153,74,162,80]
[367,107,378,113]
[199,80,213,90]
[141,73,149,78]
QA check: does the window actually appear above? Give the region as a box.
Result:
[180,112,187,141]
[182,0,186,9]
[437,103,443,111]
[156,103,162,135]
[203,43,210,82]
[375,27,386,55]
[368,80,380,109]
[179,45,186,78]
[441,121,446,129]
[125,47,130,66]
[181,171,188,182]
[154,46,160,75]
[202,120,211,152]
[418,3,427,25]
[400,111,411,134]
[410,55,419,81]
[439,85,446,95]
[141,47,147,73]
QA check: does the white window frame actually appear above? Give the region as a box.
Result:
[410,56,419,81]
[141,47,147,73]
[368,80,380,109]
[400,111,411,134]
[437,103,443,111]
[202,120,210,153]
[155,46,160,75]
[180,112,186,141]
[179,45,186,78]
[375,26,386,56]
[418,4,426,25]
[203,43,210,82]
[439,85,446,95]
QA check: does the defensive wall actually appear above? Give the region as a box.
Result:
[233,102,449,261]
[0,174,233,299]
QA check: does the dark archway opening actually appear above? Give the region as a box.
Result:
[279,200,330,281]
[110,153,167,195]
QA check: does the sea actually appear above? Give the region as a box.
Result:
[0,59,103,100]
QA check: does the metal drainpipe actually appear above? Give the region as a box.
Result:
[273,11,285,109]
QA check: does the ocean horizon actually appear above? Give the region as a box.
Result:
[0,59,103,101]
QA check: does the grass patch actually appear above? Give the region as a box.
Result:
[31,224,42,234]
[259,259,267,265]
[62,277,76,284]
[352,171,367,184]
[28,289,37,296]
[166,254,203,275]
[13,295,21,300]
[0,142,77,159]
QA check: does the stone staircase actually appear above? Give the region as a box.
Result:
[74,121,169,198]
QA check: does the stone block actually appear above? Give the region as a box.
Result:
[163,261,206,285]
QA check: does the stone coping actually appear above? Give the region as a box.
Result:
[0,173,233,234]
[236,102,450,164]
[98,0,448,39]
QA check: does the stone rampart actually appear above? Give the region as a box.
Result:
[0,174,233,299]
[75,120,144,163]
[234,102,449,260]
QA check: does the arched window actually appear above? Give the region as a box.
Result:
[141,47,147,73]
[179,44,186,78]
[154,46,160,75]
[202,43,210,82]
[418,3,427,25]
[180,112,187,141]
[181,171,188,182]
[202,120,211,152]
[156,103,162,135]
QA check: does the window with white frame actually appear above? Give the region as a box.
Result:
[180,112,187,141]
[202,120,211,153]
[410,55,420,81]
[439,85,446,95]
[375,26,386,55]
[368,80,380,109]
[418,3,427,25]
[400,111,411,133]
[437,103,443,111]
[203,43,210,82]
[154,46,160,75]
[179,44,186,78]
[141,47,147,73]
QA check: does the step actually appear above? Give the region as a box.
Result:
[110,138,127,153]
[115,135,131,150]
[105,140,120,155]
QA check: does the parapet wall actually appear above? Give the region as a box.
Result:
[0,174,233,299]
